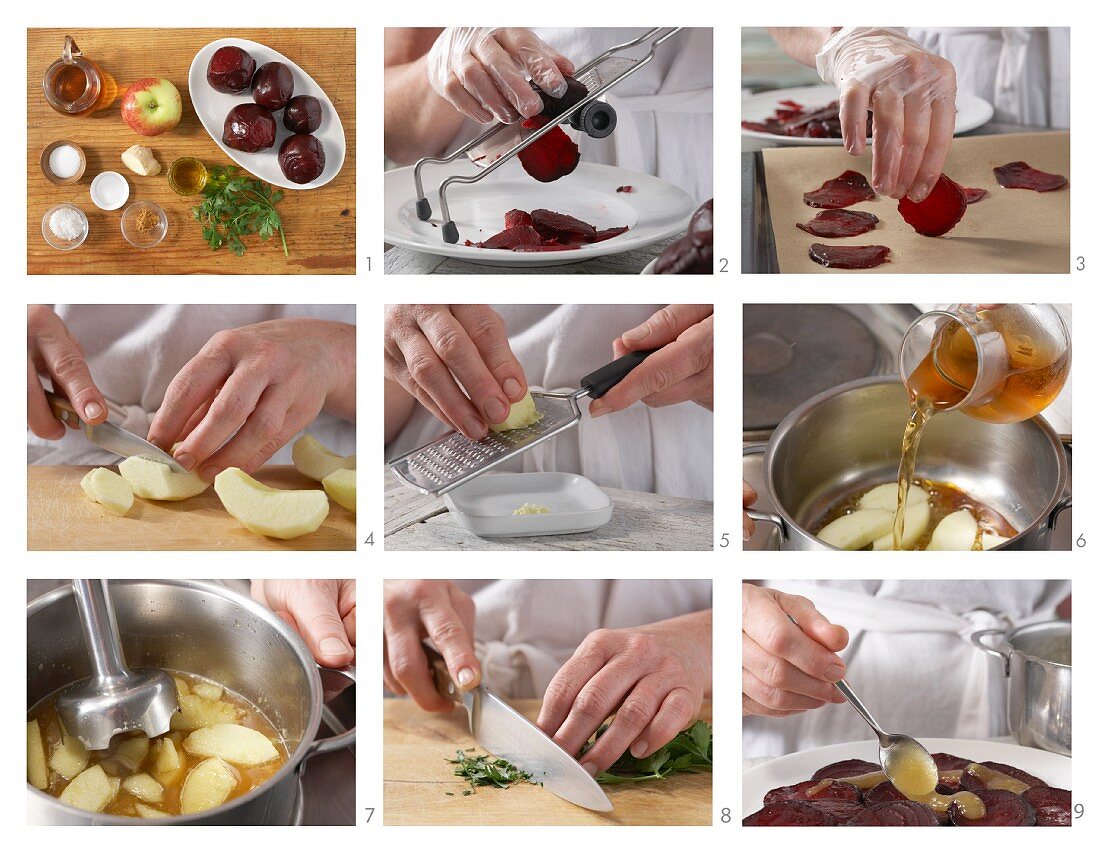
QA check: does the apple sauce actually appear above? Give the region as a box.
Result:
[27,669,288,818]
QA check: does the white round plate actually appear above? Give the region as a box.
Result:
[741,84,993,145]
[188,38,346,190]
[384,159,694,267]
[743,737,1071,818]
[641,257,657,274]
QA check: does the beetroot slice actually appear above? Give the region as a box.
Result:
[796,209,879,238]
[477,225,543,250]
[862,781,907,805]
[811,759,880,781]
[1022,787,1072,826]
[848,800,940,826]
[961,761,1046,792]
[504,209,534,228]
[593,226,629,242]
[994,161,1068,192]
[517,117,580,183]
[764,780,861,805]
[803,170,876,209]
[743,800,837,826]
[932,752,974,772]
[950,788,1037,826]
[808,800,866,824]
[531,209,597,239]
[898,173,967,236]
[963,187,988,204]
[809,243,891,269]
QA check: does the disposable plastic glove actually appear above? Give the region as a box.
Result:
[816,27,957,202]
[427,27,574,125]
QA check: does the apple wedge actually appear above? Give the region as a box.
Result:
[114,734,149,771]
[816,508,893,550]
[122,772,164,804]
[214,467,329,539]
[927,509,981,551]
[59,764,117,813]
[183,724,279,766]
[982,531,1012,550]
[192,682,223,702]
[322,467,356,512]
[118,456,209,501]
[292,433,355,482]
[170,694,241,731]
[135,802,169,819]
[27,719,48,790]
[489,392,541,432]
[50,735,89,780]
[871,500,932,551]
[858,482,929,511]
[180,757,238,814]
[80,467,134,516]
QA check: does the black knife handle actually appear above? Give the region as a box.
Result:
[424,644,460,704]
[580,349,657,400]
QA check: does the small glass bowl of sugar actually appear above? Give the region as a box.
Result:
[42,203,89,250]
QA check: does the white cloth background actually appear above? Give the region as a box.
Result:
[28,305,356,466]
[743,580,1070,759]
[385,305,714,500]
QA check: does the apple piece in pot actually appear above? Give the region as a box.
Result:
[284,95,322,133]
[207,45,256,93]
[279,134,326,184]
[222,103,277,152]
[252,61,294,111]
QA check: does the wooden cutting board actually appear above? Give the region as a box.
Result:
[384,698,712,825]
[27,28,355,274]
[28,465,354,550]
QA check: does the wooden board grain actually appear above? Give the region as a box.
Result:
[384,698,712,825]
[28,28,355,275]
[28,465,354,550]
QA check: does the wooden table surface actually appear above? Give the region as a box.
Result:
[384,698,712,826]
[28,465,355,550]
[384,468,713,551]
[384,235,675,275]
[27,28,355,275]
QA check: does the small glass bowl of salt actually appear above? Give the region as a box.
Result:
[42,203,89,250]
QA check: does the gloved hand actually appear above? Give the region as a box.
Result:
[816,27,957,202]
[427,27,574,125]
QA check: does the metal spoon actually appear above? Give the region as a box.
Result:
[56,580,178,750]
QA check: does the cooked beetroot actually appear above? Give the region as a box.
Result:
[961,761,1046,792]
[950,788,1037,826]
[207,45,256,93]
[478,225,543,250]
[284,95,322,133]
[1022,787,1072,826]
[932,753,974,772]
[503,209,534,229]
[222,103,277,152]
[470,208,628,251]
[764,780,861,805]
[252,62,294,111]
[809,243,891,269]
[803,171,876,209]
[898,173,967,236]
[862,782,907,805]
[279,133,326,184]
[517,116,580,182]
[531,209,596,240]
[963,187,988,204]
[796,209,879,238]
[810,759,880,782]
[994,161,1068,192]
[743,801,837,826]
[849,800,940,826]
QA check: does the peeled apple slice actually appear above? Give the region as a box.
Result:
[292,433,355,481]
[982,531,1012,550]
[27,719,48,790]
[816,508,893,550]
[183,723,279,766]
[214,467,329,539]
[80,467,134,516]
[118,456,209,501]
[859,482,929,511]
[489,392,541,432]
[122,772,164,803]
[50,734,90,780]
[180,757,238,814]
[321,467,356,512]
[872,500,932,550]
[927,509,981,551]
[59,764,117,813]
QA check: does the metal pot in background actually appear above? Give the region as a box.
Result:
[744,377,1071,551]
[972,620,1071,756]
[27,579,356,825]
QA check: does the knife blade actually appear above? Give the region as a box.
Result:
[426,645,612,812]
[46,391,185,473]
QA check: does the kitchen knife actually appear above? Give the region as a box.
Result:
[46,391,186,473]
[426,645,613,812]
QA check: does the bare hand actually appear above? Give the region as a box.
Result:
[252,579,356,668]
[27,305,108,439]
[537,611,711,775]
[742,583,849,717]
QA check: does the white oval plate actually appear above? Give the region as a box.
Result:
[188,38,346,190]
[384,159,694,267]
[742,737,1071,818]
[741,84,993,146]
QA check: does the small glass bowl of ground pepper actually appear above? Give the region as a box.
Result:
[121,200,168,248]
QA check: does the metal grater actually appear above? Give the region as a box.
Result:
[412,28,682,244]
[388,348,655,496]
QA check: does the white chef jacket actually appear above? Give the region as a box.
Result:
[456,579,712,698]
[446,27,713,204]
[743,580,1070,759]
[28,305,356,466]
[385,305,714,500]
[908,27,1070,128]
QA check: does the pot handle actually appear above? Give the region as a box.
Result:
[742,443,789,542]
[1048,435,1072,530]
[303,663,356,759]
[970,629,1010,676]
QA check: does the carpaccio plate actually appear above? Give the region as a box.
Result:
[743,738,1070,824]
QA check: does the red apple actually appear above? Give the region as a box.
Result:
[121,78,182,136]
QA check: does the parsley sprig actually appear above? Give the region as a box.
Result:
[192,166,288,257]
[588,719,713,785]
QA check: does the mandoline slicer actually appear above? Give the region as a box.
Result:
[389,348,654,496]
[413,27,682,244]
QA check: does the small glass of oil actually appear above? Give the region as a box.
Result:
[168,157,208,195]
